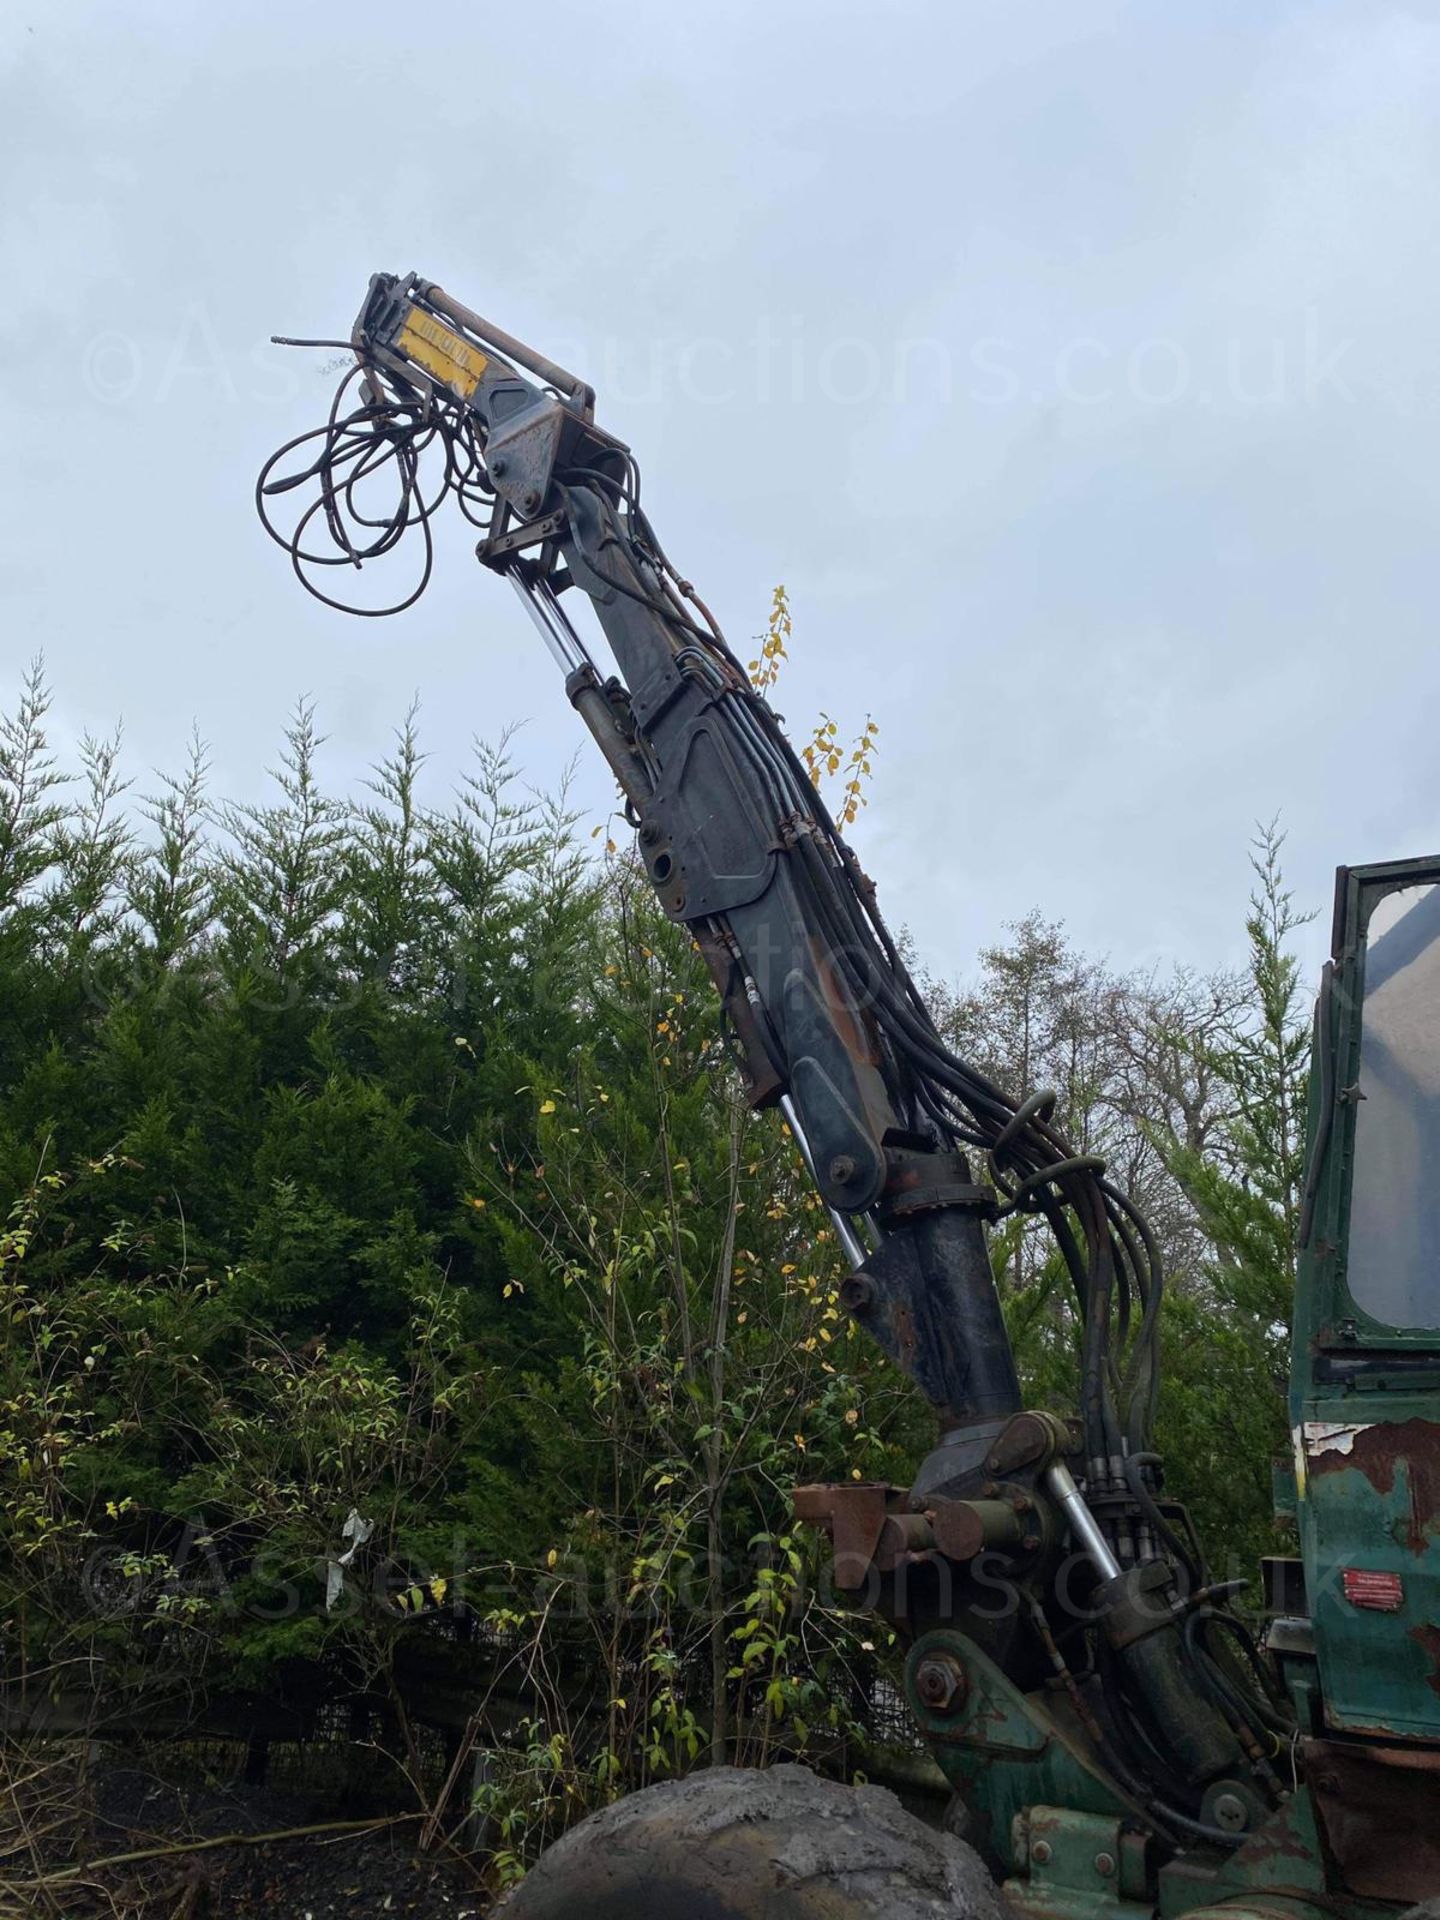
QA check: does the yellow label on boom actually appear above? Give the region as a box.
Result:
[395,305,489,400]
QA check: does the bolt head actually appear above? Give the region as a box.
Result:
[828,1153,857,1185]
[1094,1851,1116,1878]
[1031,1839,1052,1866]
[839,1274,875,1314]
[913,1653,966,1715]
[1211,1792,1249,1834]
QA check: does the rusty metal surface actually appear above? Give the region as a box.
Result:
[1301,1410,1440,1739]
[1412,1620,1440,1700]
[984,1410,1066,1478]
[1309,1416,1440,1554]
[794,1481,1035,1596]
[930,1498,1025,1561]
[1304,1734,1440,1902]
[792,1483,896,1591]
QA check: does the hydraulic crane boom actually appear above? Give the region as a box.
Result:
[257,273,1437,1917]
[263,274,1142,1467]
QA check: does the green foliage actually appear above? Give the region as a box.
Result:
[0,663,908,1870]
[0,675,611,1736]
[928,833,1312,1583]
[0,657,1313,1873]
[1150,821,1313,1577]
[1163,821,1313,1342]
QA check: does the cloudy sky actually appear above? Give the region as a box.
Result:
[3,0,1437,990]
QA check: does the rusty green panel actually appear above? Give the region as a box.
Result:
[1296,1396,1440,1739]
[1003,1806,1152,1920]
[904,1631,1133,1876]
[1291,857,1440,1745]
[1157,1791,1332,1919]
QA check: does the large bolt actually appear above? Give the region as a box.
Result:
[828,1153,857,1185]
[1211,1792,1249,1834]
[1031,1840,1052,1866]
[522,487,541,513]
[913,1653,966,1716]
[839,1274,875,1314]
[490,456,508,477]
[1094,1851,1116,1878]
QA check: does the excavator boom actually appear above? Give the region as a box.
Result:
[256,273,1440,1917]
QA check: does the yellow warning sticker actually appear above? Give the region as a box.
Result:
[395,305,489,400]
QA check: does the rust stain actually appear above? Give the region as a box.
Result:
[1306,1736,1440,1902]
[1241,1821,1315,1868]
[810,939,882,1067]
[1310,1417,1440,1555]
[1410,1622,1440,1700]
[891,1300,919,1373]
[792,1481,901,1592]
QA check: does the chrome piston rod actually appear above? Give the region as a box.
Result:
[507,569,595,677]
[779,1092,868,1268]
[1045,1459,1121,1581]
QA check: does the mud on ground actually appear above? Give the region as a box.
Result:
[2,1758,489,1918]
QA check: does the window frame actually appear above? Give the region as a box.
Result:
[1317,856,1440,1350]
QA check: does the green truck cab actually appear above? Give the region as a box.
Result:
[1281,859,1440,1903]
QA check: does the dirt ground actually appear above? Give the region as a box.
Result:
[8,1761,489,1918]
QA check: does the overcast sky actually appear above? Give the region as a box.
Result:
[3,0,1438,991]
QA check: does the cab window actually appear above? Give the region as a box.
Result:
[1347,882,1440,1330]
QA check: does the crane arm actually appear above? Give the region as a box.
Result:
[334,271,1039,1439]
[257,273,1284,1855]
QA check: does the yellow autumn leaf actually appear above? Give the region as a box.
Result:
[429,1576,448,1605]
[539,1099,556,1114]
